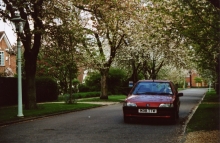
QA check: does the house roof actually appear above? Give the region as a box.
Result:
[0,31,3,37]
[0,31,5,42]
[0,31,14,53]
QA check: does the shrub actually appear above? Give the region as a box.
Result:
[84,72,101,91]
[84,68,127,94]
[74,92,100,99]
[58,92,100,102]
[63,94,77,103]
[78,84,90,92]
[108,68,127,94]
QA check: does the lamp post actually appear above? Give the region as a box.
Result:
[183,77,185,89]
[11,12,26,117]
[189,70,192,88]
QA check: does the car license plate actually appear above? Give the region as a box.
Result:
[138,109,157,113]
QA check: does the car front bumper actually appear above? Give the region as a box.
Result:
[123,106,176,118]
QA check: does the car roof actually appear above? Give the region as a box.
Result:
[137,80,171,83]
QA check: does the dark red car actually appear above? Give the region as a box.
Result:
[123,80,183,123]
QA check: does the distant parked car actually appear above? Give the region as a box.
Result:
[123,80,183,124]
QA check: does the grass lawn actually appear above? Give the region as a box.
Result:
[186,89,220,132]
[0,95,126,125]
[0,103,102,124]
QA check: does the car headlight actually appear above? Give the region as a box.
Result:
[124,102,137,107]
[159,103,173,107]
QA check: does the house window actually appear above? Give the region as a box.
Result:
[0,51,4,66]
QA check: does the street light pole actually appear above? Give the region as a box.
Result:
[189,70,192,88]
[17,32,23,117]
[11,12,26,117]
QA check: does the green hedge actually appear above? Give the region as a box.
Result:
[0,77,20,106]
[0,77,58,107]
[74,92,100,98]
[58,91,100,102]
[36,77,59,102]
[60,92,100,101]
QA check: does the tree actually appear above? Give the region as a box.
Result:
[39,23,82,103]
[115,1,192,82]
[194,77,202,84]
[157,65,187,85]
[72,0,142,99]
[0,0,70,109]
[136,0,219,90]
[169,0,220,92]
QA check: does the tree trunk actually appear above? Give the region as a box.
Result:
[100,69,109,99]
[218,8,220,96]
[142,61,149,80]
[68,69,74,104]
[131,60,138,84]
[151,59,156,80]
[208,0,220,8]
[24,55,37,109]
[217,55,220,95]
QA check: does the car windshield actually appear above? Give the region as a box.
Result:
[132,82,173,95]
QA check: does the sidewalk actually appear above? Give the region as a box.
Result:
[79,101,119,105]
[38,101,119,105]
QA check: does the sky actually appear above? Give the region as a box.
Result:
[0,19,17,45]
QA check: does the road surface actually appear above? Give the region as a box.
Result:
[0,88,207,143]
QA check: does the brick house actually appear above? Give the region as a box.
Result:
[185,70,207,87]
[0,31,16,77]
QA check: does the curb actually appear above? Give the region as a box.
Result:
[179,92,206,142]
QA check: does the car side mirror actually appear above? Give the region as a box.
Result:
[177,93,183,97]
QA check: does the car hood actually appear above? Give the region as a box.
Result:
[126,95,173,103]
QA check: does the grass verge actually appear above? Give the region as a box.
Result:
[0,103,102,124]
[186,89,220,132]
[0,95,126,125]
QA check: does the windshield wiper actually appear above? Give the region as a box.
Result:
[158,93,171,95]
[135,92,158,95]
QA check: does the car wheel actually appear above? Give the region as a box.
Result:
[170,111,178,124]
[124,116,130,123]
[177,110,179,119]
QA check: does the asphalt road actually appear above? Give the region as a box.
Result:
[0,88,207,143]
